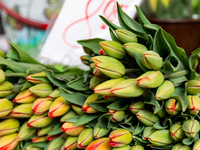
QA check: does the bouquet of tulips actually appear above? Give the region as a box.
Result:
[1,2,200,150]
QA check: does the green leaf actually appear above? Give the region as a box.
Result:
[67,77,90,91]
[88,100,108,112]
[60,93,86,106]
[99,15,120,31]
[48,123,63,136]
[107,99,130,110]
[135,5,151,25]
[133,121,144,136]
[153,121,168,129]
[182,138,194,145]
[65,116,80,123]
[189,48,200,79]
[118,123,134,133]
[74,113,100,126]
[98,113,113,129]
[109,28,121,42]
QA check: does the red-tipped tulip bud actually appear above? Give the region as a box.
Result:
[48,88,60,100]
[27,114,53,128]
[90,76,106,89]
[94,124,109,139]
[82,94,99,113]
[172,143,191,150]
[109,129,132,147]
[0,81,13,97]
[63,136,78,150]
[47,137,65,150]
[0,119,19,136]
[29,83,53,97]
[26,145,42,150]
[170,123,184,141]
[113,145,131,150]
[92,56,121,63]
[187,95,200,115]
[187,80,200,95]
[80,55,92,66]
[11,103,33,118]
[37,126,54,136]
[93,67,108,78]
[182,119,200,138]
[137,71,164,88]
[0,133,18,150]
[142,127,155,140]
[130,145,145,150]
[108,109,125,123]
[71,104,84,116]
[32,136,47,143]
[46,134,59,141]
[32,98,52,115]
[164,98,181,115]
[26,72,49,84]
[115,29,137,43]
[0,98,13,117]
[136,110,159,126]
[61,122,85,136]
[49,97,70,118]
[129,101,146,114]
[78,128,94,149]
[110,79,144,98]
[60,110,78,122]
[193,139,200,150]
[0,69,5,84]
[13,89,37,103]
[104,95,118,102]
[99,48,107,55]
[86,138,111,150]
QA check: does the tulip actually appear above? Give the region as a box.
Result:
[170,123,184,140]
[104,95,118,102]
[48,88,60,100]
[113,145,131,150]
[90,76,106,89]
[80,55,92,66]
[109,129,132,147]
[47,137,65,150]
[86,138,112,150]
[91,56,120,64]
[26,72,49,84]
[46,134,59,142]
[13,89,37,103]
[48,96,70,118]
[32,98,52,115]
[94,124,110,139]
[0,98,13,117]
[172,143,191,150]
[141,51,163,70]
[136,110,159,126]
[60,110,78,122]
[164,98,181,115]
[148,130,173,146]
[82,94,99,113]
[29,83,53,97]
[99,48,107,55]
[0,119,19,136]
[187,80,200,95]
[115,29,137,43]
[61,122,85,136]
[17,121,37,141]
[108,109,125,123]
[0,133,18,150]
[94,78,125,96]
[0,69,5,84]
[78,128,94,149]
[32,136,47,143]
[110,79,144,98]
[142,127,155,140]
[136,71,164,88]
[99,41,126,59]
[0,81,13,97]
[129,101,146,114]
[26,145,42,150]
[63,136,78,150]
[93,67,108,78]
[123,43,148,58]
[187,95,200,115]
[193,139,200,150]
[130,145,145,150]
[27,114,53,128]
[155,80,175,100]
[37,126,54,136]
[71,104,84,116]
[182,119,200,138]
[11,103,33,118]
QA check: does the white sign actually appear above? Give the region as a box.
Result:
[39,0,143,69]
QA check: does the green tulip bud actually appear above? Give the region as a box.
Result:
[63,136,78,150]
[123,43,148,58]
[110,79,144,98]
[0,81,13,97]
[193,139,200,150]
[148,130,173,146]
[172,143,191,150]
[182,119,200,138]
[93,67,108,78]
[0,133,18,150]
[156,80,175,100]
[113,145,131,150]
[61,122,85,136]
[13,89,37,103]
[86,138,111,150]
[137,71,164,88]
[82,94,99,113]
[47,137,65,150]
[80,55,92,66]
[165,98,181,115]
[90,76,106,89]
[11,103,33,118]
[130,145,145,150]
[71,104,84,116]
[26,72,49,84]
[48,88,60,100]
[37,126,54,136]
[29,83,53,97]
[0,119,19,136]
[104,95,118,101]
[27,114,53,128]
[60,109,78,122]
[142,127,155,140]
[129,101,146,114]
[187,95,200,115]
[170,123,184,140]
[0,69,5,84]
[92,55,121,63]
[187,80,200,95]
[0,98,13,117]
[136,110,159,126]
[94,124,109,139]
[109,129,132,147]
[109,109,125,123]
[78,128,94,149]
[32,136,47,143]
[100,41,126,59]
[26,145,42,150]
[115,29,137,43]
[32,98,52,115]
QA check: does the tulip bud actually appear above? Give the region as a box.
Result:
[48,88,60,100]
[136,71,164,88]
[90,63,96,70]
[60,110,78,122]
[142,127,155,140]
[0,69,5,84]
[148,130,173,146]
[115,29,137,43]
[0,81,13,97]
[27,114,53,128]
[78,128,94,149]
[99,41,126,59]
[80,55,92,66]
[86,138,112,150]
[94,78,125,96]
[26,145,42,150]
[170,123,184,140]
[32,136,47,143]
[82,94,99,113]
[61,122,85,136]
[110,78,144,98]
[182,119,200,138]
[49,96,70,118]
[63,136,78,150]
[29,83,53,97]
[164,98,181,115]
[172,143,191,150]
[0,98,13,117]
[141,51,163,70]
[92,56,120,63]
[187,95,200,115]
[0,119,19,136]
[108,109,125,123]
[123,43,148,58]
[153,106,166,118]
[13,89,37,103]
[26,72,48,84]
[155,81,175,100]
[90,76,106,89]
[104,95,118,101]
[37,126,54,136]
[11,103,33,118]
[130,145,145,150]
[47,137,65,150]
[113,145,131,150]
[17,121,37,141]
[136,110,159,126]
[0,133,18,150]
[129,101,146,114]
[109,129,132,147]
[193,139,200,150]
[93,67,108,78]
[94,124,109,139]
[99,48,107,55]
[187,80,200,95]
[71,104,84,116]
[46,134,59,142]
[32,98,52,115]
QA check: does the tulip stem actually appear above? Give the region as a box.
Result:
[5,73,27,77]
[164,70,188,79]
